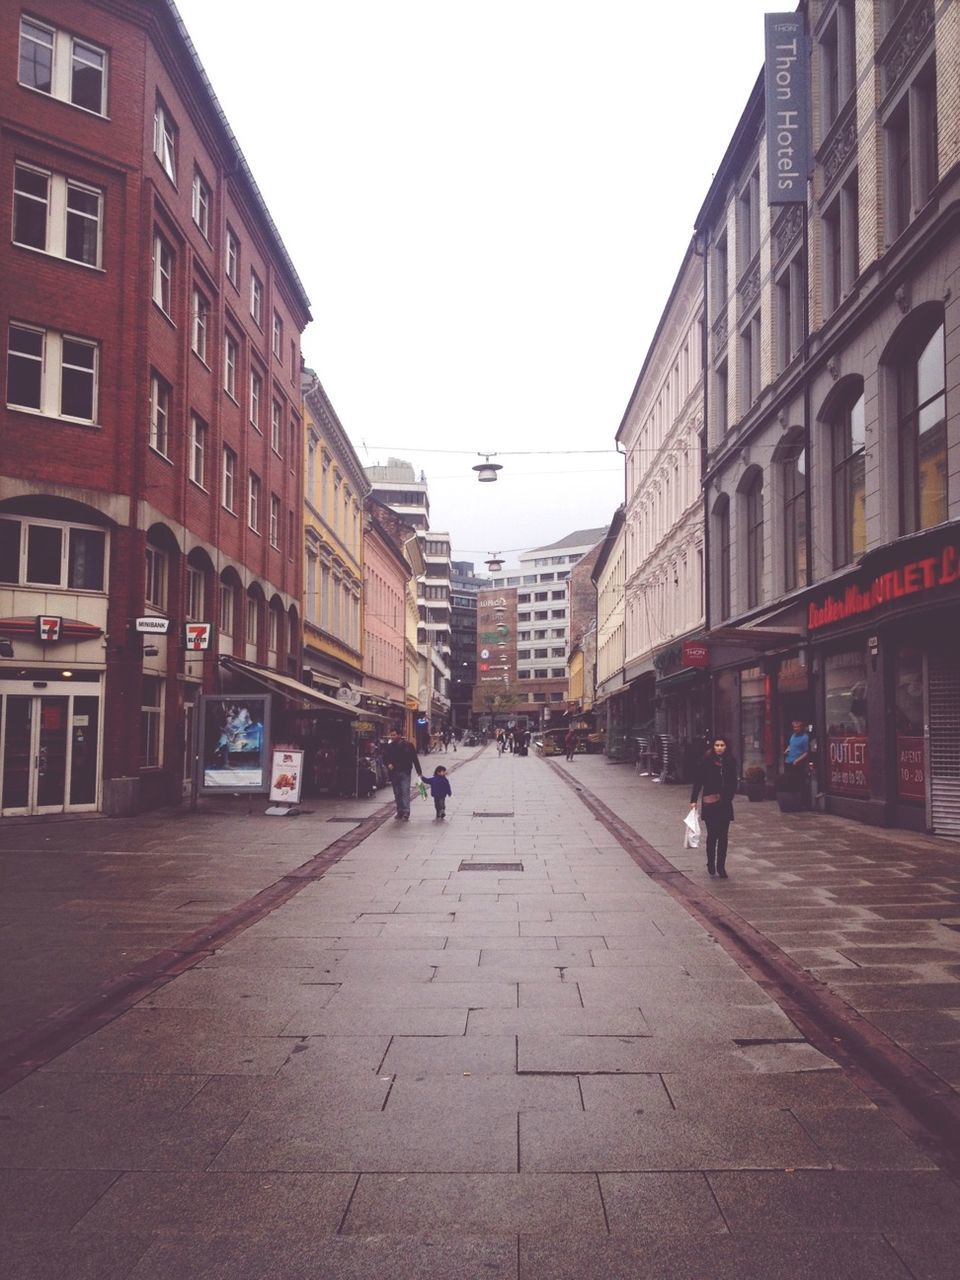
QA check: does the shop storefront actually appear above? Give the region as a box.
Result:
[808,525,960,833]
[652,638,711,782]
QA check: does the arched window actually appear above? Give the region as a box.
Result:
[830,383,866,568]
[897,319,946,534]
[782,447,807,591]
[745,473,764,609]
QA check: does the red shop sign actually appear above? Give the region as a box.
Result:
[808,542,960,630]
[896,734,925,802]
[826,734,869,797]
[682,640,709,668]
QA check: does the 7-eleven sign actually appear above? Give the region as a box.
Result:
[37,615,62,642]
[183,622,213,651]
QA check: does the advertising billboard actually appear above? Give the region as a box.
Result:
[199,694,270,793]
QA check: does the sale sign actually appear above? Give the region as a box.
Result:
[896,735,925,802]
[826,735,869,797]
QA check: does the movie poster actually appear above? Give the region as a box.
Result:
[199,695,270,792]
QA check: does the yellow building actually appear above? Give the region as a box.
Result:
[301,370,370,694]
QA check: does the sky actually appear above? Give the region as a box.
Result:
[174,0,778,569]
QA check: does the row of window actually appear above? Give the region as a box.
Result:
[516,673,566,685]
[304,552,361,649]
[517,589,565,603]
[305,436,363,559]
[517,609,566,622]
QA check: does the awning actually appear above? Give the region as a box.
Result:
[220,657,358,716]
[706,626,802,650]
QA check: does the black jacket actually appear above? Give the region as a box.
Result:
[690,750,738,822]
[383,738,422,776]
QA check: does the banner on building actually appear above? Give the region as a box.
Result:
[764,12,810,205]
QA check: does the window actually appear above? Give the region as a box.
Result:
[271,399,282,454]
[13,165,102,268]
[827,388,866,568]
[219,581,235,634]
[191,170,210,238]
[745,474,764,609]
[550,668,565,678]
[250,368,262,430]
[782,448,807,592]
[517,669,531,679]
[248,472,261,532]
[268,607,279,652]
[534,647,548,659]
[191,288,209,361]
[715,359,729,436]
[820,1,855,128]
[737,165,761,273]
[224,333,238,399]
[250,271,263,326]
[822,173,859,315]
[739,311,761,413]
[0,517,105,590]
[140,677,163,768]
[149,372,170,457]
[152,232,173,314]
[272,311,283,357]
[222,446,237,511]
[246,595,261,646]
[270,494,280,548]
[19,18,107,115]
[185,565,204,621]
[225,229,239,285]
[153,98,177,181]
[551,647,565,657]
[145,544,166,608]
[716,499,731,620]
[775,252,805,371]
[550,609,566,619]
[534,591,548,601]
[189,413,207,487]
[6,324,97,423]
[898,320,946,535]
[534,669,549,679]
[886,59,938,242]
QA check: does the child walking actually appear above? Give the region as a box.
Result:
[427,765,452,819]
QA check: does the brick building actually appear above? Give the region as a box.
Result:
[1,1,310,814]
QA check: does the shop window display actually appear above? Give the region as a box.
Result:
[895,648,925,803]
[824,650,868,797]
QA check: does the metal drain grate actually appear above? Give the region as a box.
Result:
[458,861,523,872]
[327,817,361,823]
[472,811,515,817]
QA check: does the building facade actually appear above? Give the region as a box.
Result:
[615,242,706,773]
[362,498,420,732]
[698,0,959,831]
[591,508,627,754]
[301,370,368,697]
[450,560,482,730]
[1,0,310,815]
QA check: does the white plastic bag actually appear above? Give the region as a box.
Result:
[683,808,701,849]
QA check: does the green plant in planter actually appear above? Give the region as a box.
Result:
[743,766,765,784]
[743,765,766,800]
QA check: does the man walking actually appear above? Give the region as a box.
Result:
[383,728,423,820]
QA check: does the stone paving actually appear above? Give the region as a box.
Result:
[2,747,960,1278]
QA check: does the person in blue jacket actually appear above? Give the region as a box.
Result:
[427,765,452,819]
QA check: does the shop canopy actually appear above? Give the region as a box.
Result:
[220,656,359,716]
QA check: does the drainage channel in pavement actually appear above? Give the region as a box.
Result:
[547,757,960,1182]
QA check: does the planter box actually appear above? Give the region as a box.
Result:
[777,790,804,812]
[745,783,766,802]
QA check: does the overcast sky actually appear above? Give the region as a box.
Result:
[175,0,777,568]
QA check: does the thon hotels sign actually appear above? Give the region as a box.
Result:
[764,13,810,205]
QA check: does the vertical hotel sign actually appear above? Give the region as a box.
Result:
[764,13,810,204]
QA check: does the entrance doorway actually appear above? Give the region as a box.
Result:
[0,681,101,814]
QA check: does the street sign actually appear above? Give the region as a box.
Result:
[136,617,170,634]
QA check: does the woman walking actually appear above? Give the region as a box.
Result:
[689,735,739,878]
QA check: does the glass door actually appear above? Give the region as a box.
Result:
[0,684,101,814]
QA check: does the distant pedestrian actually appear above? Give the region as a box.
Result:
[496,729,505,756]
[427,764,452,819]
[515,727,529,757]
[383,728,423,820]
[564,729,578,761]
[689,735,738,878]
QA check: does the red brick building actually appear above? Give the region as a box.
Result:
[0,1,310,814]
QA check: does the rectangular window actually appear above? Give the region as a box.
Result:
[0,518,105,591]
[222,445,237,511]
[225,229,239,285]
[6,324,97,423]
[224,333,238,399]
[153,98,177,181]
[149,372,170,457]
[715,359,728,436]
[250,271,263,326]
[271,399,282,454]
[272,311,283,357]
[191,169,210,238]
[250,368,262,430]
[13,165,102,268]
[248,472,261,533]
[246,596,260,645]
[152,232,172,314]
[140,677,163,768]
[145,544,166,608]
[19,18,107,115]
[219,582,235,634]
[270,494,280,548]
[191,287,209,361]
[268,607,279,652]
[186,565,204,621]
[550,668,565,678]
[189,413,207,487]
